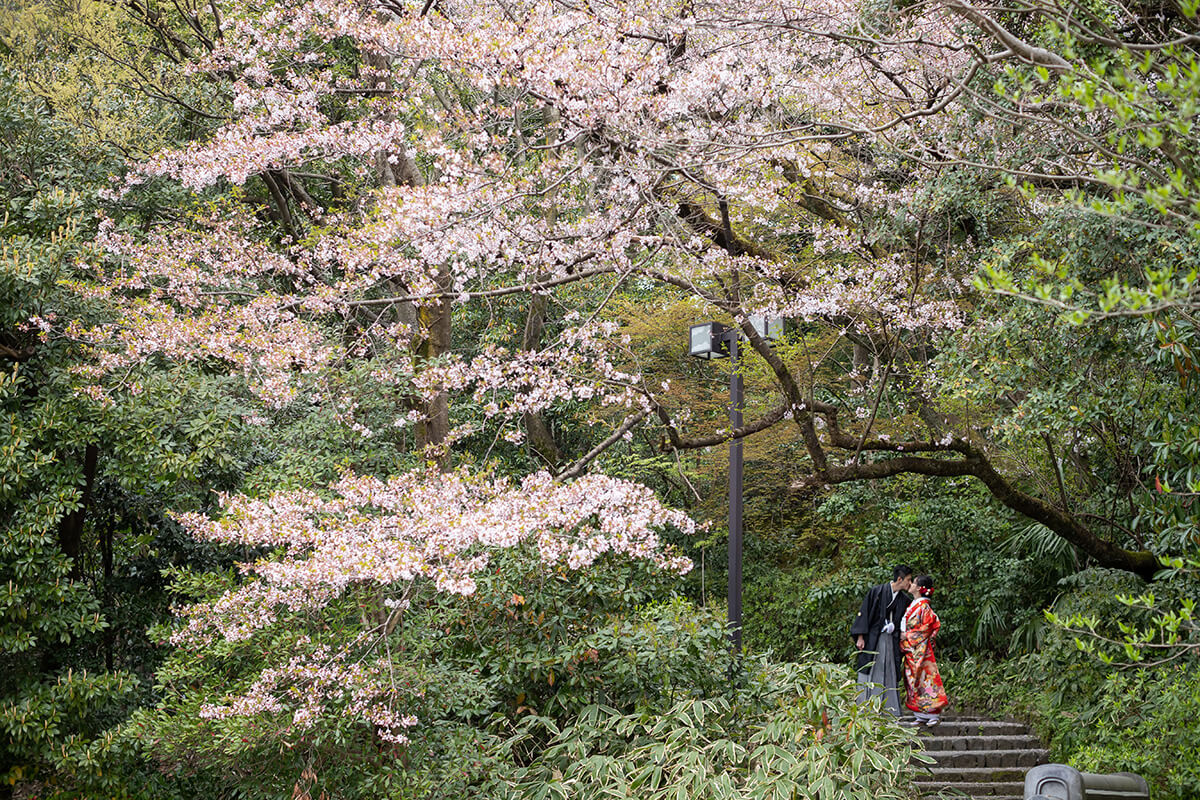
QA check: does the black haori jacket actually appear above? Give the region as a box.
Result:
[850,583,912,675]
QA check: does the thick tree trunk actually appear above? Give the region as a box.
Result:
[521,293,561,470]
[360,37,451,469]
[58,443,98,576]
[416,285,451,469]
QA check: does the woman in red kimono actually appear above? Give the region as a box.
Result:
[900,575,949,725]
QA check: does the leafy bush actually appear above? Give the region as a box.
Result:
[765,477,1058,664]
[116,552,718,798]
[119,538,926,800]
[493,659,923,800]
[1071,663,1200,800]
[943,569,1200,800]
[744,561,876,663]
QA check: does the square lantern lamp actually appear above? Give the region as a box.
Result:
[689,321,731,359]
[748,314,785,341]
[690,317,784,360]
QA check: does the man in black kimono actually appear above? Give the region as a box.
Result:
[851,565,914,716]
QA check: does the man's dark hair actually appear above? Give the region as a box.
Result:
[893,564,914,581]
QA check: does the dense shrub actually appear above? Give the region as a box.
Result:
[942,569,1200,800]
[108,548,923,799]
[495,659,924,800]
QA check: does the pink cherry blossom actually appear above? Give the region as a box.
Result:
[173,467,694,741]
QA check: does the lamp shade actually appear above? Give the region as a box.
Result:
[689,322,730,359]
[748,314,785,341]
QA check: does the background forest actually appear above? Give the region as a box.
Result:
[1,0,1199,797]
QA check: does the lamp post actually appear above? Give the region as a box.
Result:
[688,316,782,652]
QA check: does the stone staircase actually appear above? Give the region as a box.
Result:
[913,716,1050,799]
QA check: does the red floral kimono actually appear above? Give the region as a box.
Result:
[900,597,949,716]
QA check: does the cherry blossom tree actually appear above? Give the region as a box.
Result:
[165,468,692,742]
[76,0,1190,644]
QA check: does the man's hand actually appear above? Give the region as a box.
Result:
[856,636,865,649]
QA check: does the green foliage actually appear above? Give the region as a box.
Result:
[1071,663,1200,800]
[1135,316,1200,555]
[944,568,1200,800]
[966,35,1200,790]
[1,670,139,785]
[975,16,1200,566]
[127,538,921,800]
[4,0,1199,794]
[802,477,1057,659]
[743,560,875,664]
[1046,559,1200,667]
[0,0,210,157]
[127,550,717,798]
[0,60,263,796]
[0,366,103,654]
[0,76,114,785]
[494,660,922,800]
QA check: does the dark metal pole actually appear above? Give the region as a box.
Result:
[728,331,743,654]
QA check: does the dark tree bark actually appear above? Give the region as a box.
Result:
[521,293,562,470]
[58,443,99,576]
[415,286,452,470]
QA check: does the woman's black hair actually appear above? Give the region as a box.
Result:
[915,575,934,594]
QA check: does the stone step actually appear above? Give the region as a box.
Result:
[917,791,1024,800]
[913,778,1026,796]
[910,715,1049,799]
[920,748,1050,769]
[920,720,1031,737]
[915,766,1030,783]
[918,734,1041,751]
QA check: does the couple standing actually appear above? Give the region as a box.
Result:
[851,565,948,726]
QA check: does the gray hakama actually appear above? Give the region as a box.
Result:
[855,630,902,716]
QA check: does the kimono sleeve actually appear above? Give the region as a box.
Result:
[850,585,876,639]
